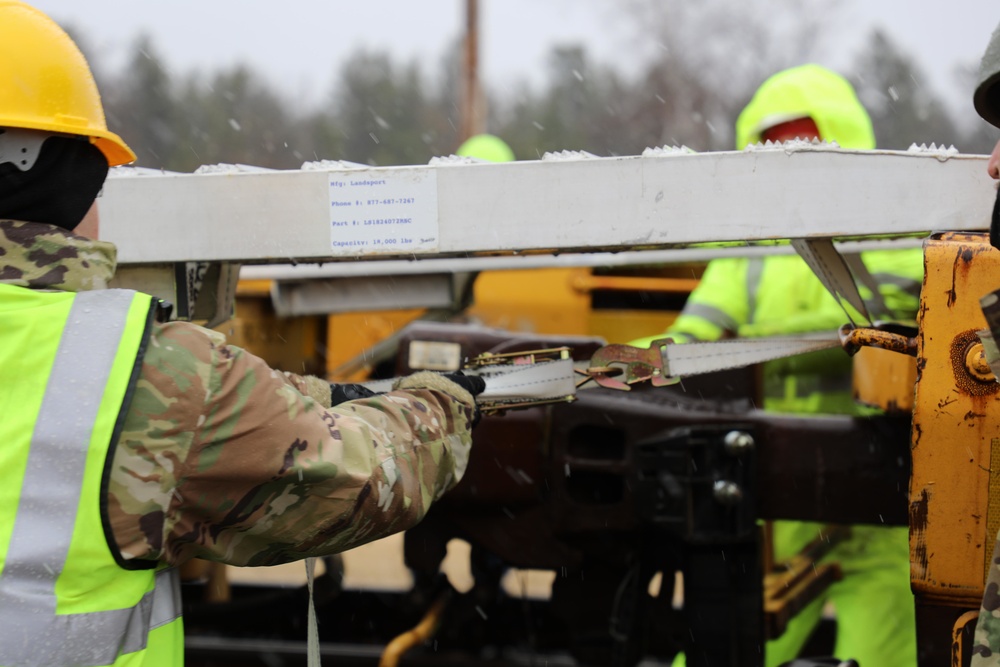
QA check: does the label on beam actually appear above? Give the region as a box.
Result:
[328,168,439,255]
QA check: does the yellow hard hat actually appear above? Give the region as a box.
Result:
[0,1,135,166]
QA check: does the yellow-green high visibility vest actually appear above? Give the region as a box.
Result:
[0,284,183,667]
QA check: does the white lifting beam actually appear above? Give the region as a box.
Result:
[98,144,995,268]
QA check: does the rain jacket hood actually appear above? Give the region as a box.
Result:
[735,64,875,150]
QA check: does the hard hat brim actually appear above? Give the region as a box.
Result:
[92,132,137,167]
[2,118,137,167]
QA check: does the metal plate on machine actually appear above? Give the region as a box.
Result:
[270,273,457,316]
[408,340,463,371]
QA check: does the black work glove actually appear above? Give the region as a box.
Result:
[442,371,486,397]
[329,383,378,406]
[442,371,486,428]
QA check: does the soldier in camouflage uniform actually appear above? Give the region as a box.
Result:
[972,19,1000,666]
[0,3,481,664]
[0,219,480,566]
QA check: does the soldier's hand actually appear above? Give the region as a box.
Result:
[329,383,378,406]
[442,371,486,427]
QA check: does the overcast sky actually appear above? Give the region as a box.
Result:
[29,0,1000,130]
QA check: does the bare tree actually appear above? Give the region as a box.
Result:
[333,51,452,165]
[103,35,180,167]
[175,65,296,171]
[851,29,960,150]
[618,0,841,150]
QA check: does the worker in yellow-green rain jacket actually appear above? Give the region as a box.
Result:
[633,64,921,667]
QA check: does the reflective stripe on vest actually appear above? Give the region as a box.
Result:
[0,289,179,667]
[677,302,740,334]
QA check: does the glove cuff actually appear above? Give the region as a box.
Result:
[393,370,475,407]
[302,375,333,408]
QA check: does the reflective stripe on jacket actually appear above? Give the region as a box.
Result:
[0,284,182,666]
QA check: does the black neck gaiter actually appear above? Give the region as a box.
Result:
[0,135,109,230]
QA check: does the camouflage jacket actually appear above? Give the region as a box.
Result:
[0,220,477,567]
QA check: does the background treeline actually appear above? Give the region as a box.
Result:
[69,2,1000,172]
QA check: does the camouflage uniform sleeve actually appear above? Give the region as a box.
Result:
[107,320,476,567]
[973,530,1000,665]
